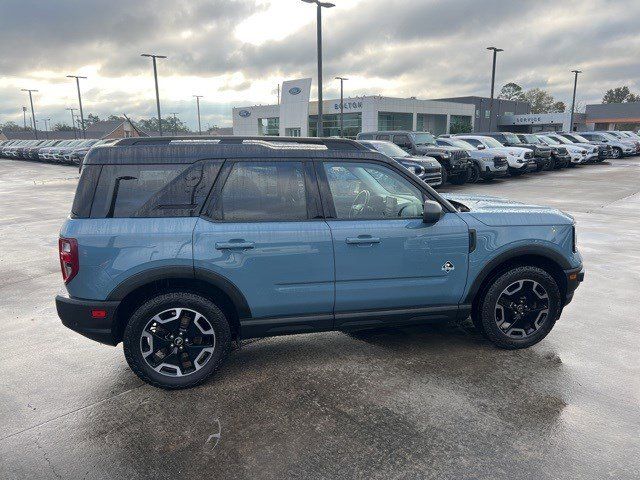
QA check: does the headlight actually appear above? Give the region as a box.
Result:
[580,150,587,154]
[442,153,450,158]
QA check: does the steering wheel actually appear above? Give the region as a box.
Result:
[349,189,371,219]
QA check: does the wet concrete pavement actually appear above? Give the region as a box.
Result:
[0,158,638,479]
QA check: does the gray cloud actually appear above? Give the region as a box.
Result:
[2,0,640,128]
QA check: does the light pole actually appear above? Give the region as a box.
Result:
[486,46,503,132]
[67,75,87,138]
[335,77,348,137]
[43,118,51,139]
[141,53,167,136]
[66,107,77,138]
[570,70,582,132]
[302,0,335,137]
[193,95,203,135]
[21,89,38,139]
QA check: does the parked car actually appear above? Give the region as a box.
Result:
[435,137,508,182]
[474,132,552,171]
[61,139,102,164]
[603,131,640,155]
[56,136,584,389]
[551,132,605,163]
[357,131,472,185]
[27,140,62,160]
[453,135,536,176]
[515,134,570,169]
[578,132,636,158]
[542,134,595,164]
[358,140,443,187]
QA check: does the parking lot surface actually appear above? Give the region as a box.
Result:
[0,158,639,479]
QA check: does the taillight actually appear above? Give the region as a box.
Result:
[59,237,79,284]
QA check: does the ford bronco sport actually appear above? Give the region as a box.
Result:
[56,137,584,389]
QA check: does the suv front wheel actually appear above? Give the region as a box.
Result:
[475,266,562,349]
[123,292,231,389]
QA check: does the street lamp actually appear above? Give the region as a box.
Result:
[141,53,167,136]
[302,0,335,138]
[66,75,87,138]
[193,95,203,135]
[43,118,51,139]
[22,106,27,130]
[486,46,503,132]
[66,107,78,138]
[570,70,582,132]
[21,89,38,139]
[335,77,348,137]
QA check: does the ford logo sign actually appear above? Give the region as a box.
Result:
[289,87,302,95]
[238,110,251,118]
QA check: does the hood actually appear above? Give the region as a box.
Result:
[443,193,574,226]
[395,154,440,168]
[415,145,454,155]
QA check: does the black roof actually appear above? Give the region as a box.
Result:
[83,136,392,165]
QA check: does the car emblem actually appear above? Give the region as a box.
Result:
[288,87,302,95]
[238,110,251,118]
[442,261,455,273]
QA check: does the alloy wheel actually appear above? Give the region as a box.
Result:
[140,308,216,377]
[494,279,550,339]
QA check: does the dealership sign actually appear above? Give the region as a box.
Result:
[333,100,363,111]
[238,110,251,118]
[289,87,302,95]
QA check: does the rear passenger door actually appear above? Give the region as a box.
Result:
[193,160,335,336]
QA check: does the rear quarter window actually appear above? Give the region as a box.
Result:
[90,161,222,218]
[71,165,102,218]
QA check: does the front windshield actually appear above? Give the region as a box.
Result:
[445,139,475,151]
[503,132,522,144]
[481,137,505,148]
[568,133,590,143]
[538,135,559,145]
[412,133,436,145]
[601,133,619,141]
[522,134,539,143]
[550,135,572,145]
[368,141,410,157]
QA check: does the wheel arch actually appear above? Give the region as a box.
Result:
[466,247,570,316]
[108,267,251,343]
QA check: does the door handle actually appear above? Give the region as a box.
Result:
[215,240,255,250]
[345,235,381,245]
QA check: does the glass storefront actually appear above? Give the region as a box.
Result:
[308,112,362,138]
[417,114,447,135]
[377,112,413,131]
[259,117,280,136]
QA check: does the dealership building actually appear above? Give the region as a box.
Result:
[233,78,475,138]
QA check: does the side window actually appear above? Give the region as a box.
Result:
[220,162,307,221]
[376,134,390,141]
[323,162,425,220]
[393,135,411,148]
[91,161,221,218]
[463,138,481,147]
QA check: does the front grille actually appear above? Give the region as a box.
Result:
[557,147,568,155]
[493,156,508,168]
[524,151,533,159]
[536,148,551,158]
[451,150,469,162]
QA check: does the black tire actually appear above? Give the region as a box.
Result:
[123,292,232,389]
[439,167,448,186]
[509,167,525,176]
[545,158,556,170]
[476,266,561,349]
[535,161,545,172]
[611,147,622,159]
[448,169,469,185]
[467,163,481,183]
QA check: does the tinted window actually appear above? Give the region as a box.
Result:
[91,161,221,218]
[220,162,307,221]
[376,134,391,141]
[324,162,424,220]
[463,138,481,147]
[393,135,411,147]
[71,165,102,218]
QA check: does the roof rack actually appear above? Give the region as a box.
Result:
[113,136,368,151]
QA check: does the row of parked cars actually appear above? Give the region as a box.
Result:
[356,129,640,187]
[0,138,117,165]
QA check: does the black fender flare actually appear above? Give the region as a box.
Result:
[107,266,252,320]
[463,245,571,305]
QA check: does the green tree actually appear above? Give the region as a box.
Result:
[0,121,27,132]
[552,101,566,113]
[85,113,100,127]
[52,122,74,131]
[498,82,525,101]
[449,116,472,134]
[602,86,640,104]
[522,88,558,114]
[136,116,190,134]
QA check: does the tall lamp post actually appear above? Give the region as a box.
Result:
[486,46,503,132]
[570,70,582,132]
[193,95,203,135]
[66,75,87,138]
[22,106,28,130]
[66,107,78,138]
[141,53,167,136]
[335,76,348,137]
[21,89,38,139]
[302,0,335,137]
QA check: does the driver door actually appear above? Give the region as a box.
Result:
[318,161,469,327]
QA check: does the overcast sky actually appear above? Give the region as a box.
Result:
[1,0,639,129]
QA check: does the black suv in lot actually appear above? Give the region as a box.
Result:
[477,132,553,171]
[516,134,570,169]
[357,131,471,185]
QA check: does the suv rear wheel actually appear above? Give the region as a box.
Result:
[448,169,469,185]
[123,292,231,389]
[475,266,561,349]
[466,163,481,183]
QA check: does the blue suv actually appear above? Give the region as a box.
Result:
[56,137,584,389]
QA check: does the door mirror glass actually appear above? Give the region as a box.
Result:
[477,144,486,150]
[423,200,443,224]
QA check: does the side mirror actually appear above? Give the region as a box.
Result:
[423,200,443,224]
[477,144,486,150]
[602,139,608,143]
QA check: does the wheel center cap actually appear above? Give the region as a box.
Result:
[173,337,184,347]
